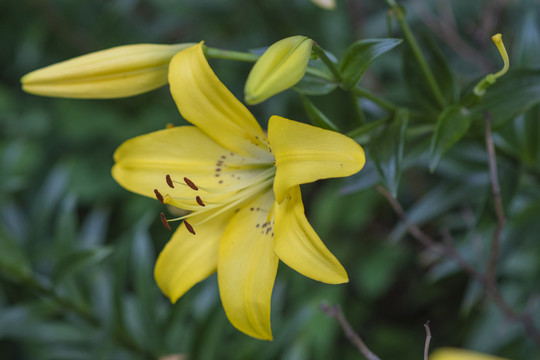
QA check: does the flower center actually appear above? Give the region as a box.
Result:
[155,154,276,234]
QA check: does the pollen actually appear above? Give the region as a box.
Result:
[160,212,171,231]
[154,189,165,203]
[184,177,199,191]
[196,196,206,207]
[166,174,174,188]
[184,220,196,235]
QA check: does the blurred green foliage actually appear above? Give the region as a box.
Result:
[2,0,540,359]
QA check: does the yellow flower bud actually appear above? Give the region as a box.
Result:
[21,43,194,99]
[430,348,510,360]
[244,36,313,105]
[310,0,336,10]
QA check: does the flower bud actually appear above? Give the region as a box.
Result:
[244,36,312,105]
[430,348,509,360]
[310,0,336,10]
[21,43,194,99]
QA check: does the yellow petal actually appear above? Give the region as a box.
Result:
[168,43,271,159]
[112,126,272,209]
[21,43,194,98]
[218,189,278,340]
[154,209,233,303]
[274,186,347,284]
[244,36,312,105]
[268,116,366,203]
[430,348,510,360]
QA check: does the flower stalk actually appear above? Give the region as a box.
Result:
[388,3,446,108]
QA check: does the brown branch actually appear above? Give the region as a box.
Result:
[375,185,540,345]
[320,303,381,360]
[423,321,432,360]
[484,112,506,289]
[374,185,443,252]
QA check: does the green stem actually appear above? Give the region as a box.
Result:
[204,45,335,81]
[203,46,259,62]
[349,92,366,126]
[350,86,397,112]
[390,5,446,108]
[312,44,342,82]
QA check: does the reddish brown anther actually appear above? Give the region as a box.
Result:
[184,177,199,191]
[154,189,164,203]
[196,196,205,207]
[160,212,171,231]
[184,220,196,235]
[166,174,174,188]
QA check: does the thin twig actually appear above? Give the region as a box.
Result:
[484,112,506,289]
[375,185,540,345]
[423,321,432,360]
[375,185,442,252]
[320,303,381,360]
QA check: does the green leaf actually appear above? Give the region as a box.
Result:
[293,73,337,95]
[300,95,339,131]
[0,226,32,281]
[339,38,402,89]
[429,105,472,171]
[515,12,540,67]
[403,32,457,113]
[469,68,540,129]
[369,108,408,196]
[295,56,338,96]
[52,246,114,284]
[390,181,486,241]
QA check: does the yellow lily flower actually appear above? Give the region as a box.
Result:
[21,43,194,99]
[244,35,313,105]
[112,42,365,340]
[430,348,510,360]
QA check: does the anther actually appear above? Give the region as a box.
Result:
[184,177,199,191]
[160,212,171,231]
[166,174,174,188]
[184,220,196,235]
[196,196,206,207]
[154,189,164,204]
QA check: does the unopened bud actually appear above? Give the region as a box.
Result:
[244,36,312,105]
[21,43,194,99]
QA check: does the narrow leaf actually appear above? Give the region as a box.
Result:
[369,108,408,196]
[0,226,32,281]
[429,106,472,171]
[300,95,339,131]
[53,246,114,284]
[339,38,402,89]
[469,69,540,129]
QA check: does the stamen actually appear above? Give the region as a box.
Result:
[160,212,171,231]
[184,220,196,235]
[154,189,164,204]
[166,174,174,188]
[184,177,199,191]
[196,196,206,207]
